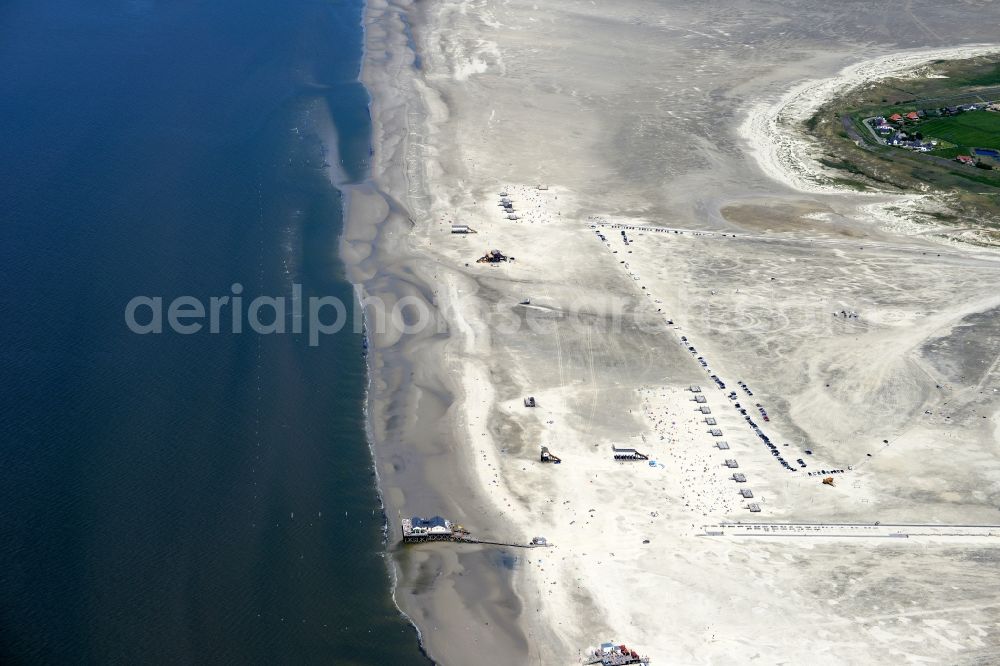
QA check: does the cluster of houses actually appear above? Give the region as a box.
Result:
[869,122,936,151]
[865,100,996,154]
[867,112,935,151]
[888,101,991,123]
[887,134,935,151]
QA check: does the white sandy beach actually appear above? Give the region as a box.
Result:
[350,1,1000,663]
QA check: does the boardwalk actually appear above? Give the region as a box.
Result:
[702,522,1000,540]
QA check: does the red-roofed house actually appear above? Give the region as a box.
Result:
[956,155,974,165]
[906,111,920,121]
[889,113,903,123]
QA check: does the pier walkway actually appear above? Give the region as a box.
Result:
[702,521,1000,541]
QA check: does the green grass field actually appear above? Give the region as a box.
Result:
[929,146,965,159]
[917,111,1000,149]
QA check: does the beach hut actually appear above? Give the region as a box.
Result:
[705,417,717,426]
[700,406,712,414]
[716,441,730,450]
[732,473,746,482]
[725,459,739,468]
[741,489,754,499]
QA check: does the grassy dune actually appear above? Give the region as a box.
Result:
[806,56,1000,231]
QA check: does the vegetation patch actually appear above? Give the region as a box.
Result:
[819,157,865,175]
[929,146,965,159]
[962,64,1000,87]
[827,177,868,191]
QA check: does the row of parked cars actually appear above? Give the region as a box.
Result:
[674,318,809,472]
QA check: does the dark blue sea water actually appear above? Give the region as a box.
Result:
[0,1,429,663]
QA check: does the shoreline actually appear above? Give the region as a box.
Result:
[345,1,531,663]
